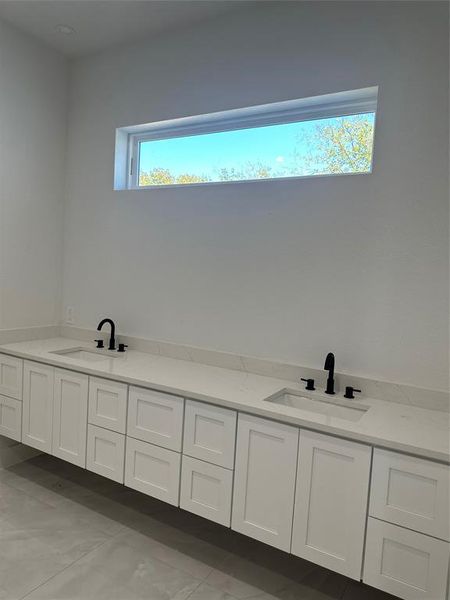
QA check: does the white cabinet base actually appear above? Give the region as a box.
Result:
[125,437,180,506]
[0,395,22,441]
[364,518,450,600]
[180,455,232,526]
[86,425,125,483]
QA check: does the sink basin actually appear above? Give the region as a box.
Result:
[265,389,369,422]
[51,348,118,362]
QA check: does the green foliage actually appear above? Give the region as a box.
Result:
[300,115,374,174]
[139,168,210,186]
[216,161,273,182]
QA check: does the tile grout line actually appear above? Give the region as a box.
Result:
[18,536,114,600]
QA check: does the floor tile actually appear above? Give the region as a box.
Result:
[117,525,226,579]
[187,582,239,600]
[25,537,203,600]
[0,455,398,600]
[204,554,295,599]
[342,580,398,600]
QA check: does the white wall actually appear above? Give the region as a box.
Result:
[0,19,67,329]
[62,1,449,390]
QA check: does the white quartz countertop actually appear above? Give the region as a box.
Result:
[1,337,449,463]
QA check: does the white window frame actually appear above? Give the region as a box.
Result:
[114,86,378,191]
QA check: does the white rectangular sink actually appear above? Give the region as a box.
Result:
[51,348,118,362]
[265,389,369,422]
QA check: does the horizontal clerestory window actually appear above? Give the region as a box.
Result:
[114,86,378,190]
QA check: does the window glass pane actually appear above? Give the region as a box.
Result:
[138,112,375,186]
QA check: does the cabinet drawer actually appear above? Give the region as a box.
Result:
[127,387,184,451]
[0,395,22,441]
[88,378,127,433]
[364,518,450,600]
[86,425,125,483]
[183,400,236,469]
[180,455,233,526]
[370,449,450,540]
[0,354,23,400]
[125,437,180,506]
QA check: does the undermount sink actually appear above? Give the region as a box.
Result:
[265,389,369,422]
[51,348,118,362]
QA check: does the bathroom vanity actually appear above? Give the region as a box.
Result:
[0,341,448,600]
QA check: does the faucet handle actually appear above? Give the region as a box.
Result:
[344,386,361,399]
[94,339,104,349]
[301,378,315,391]
[117,343,128,353]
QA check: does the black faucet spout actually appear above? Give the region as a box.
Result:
[324,352,335,395]
[97,318,116,350]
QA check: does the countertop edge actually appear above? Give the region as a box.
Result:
[1,344,449,465]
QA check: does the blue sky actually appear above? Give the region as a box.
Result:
[139,113,375,181]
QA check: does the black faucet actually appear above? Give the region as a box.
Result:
[324,352,335,394]
[97,318,116,350]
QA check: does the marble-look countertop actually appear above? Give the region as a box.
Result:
[1,337,449,464]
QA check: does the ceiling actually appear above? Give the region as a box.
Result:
[0,0,253,58]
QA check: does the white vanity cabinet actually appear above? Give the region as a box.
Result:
[0,353,23,400]
[291,430,372,580]
[0,394,22,441]
[52,369,88,467]
[22,361,54,452]
[2,346,449,600]
[232,413,299,552]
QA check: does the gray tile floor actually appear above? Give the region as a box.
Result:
[0,455,397,600]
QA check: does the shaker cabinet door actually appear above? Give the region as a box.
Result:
[232,414,299,552]
[22,361,54,452]
[291,429,371,580]
[52,369,88,467]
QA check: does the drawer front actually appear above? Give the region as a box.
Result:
[127,387,184,451]
[183,400,236,469]
[364,518,450,600]
[0,395,22,441]
[86,425,125,483]
[180,455,233,526]
[0,354,23,400]
[370,449,450,541]
[125,437,180,506]
[88,378,128,434]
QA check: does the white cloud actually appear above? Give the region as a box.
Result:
[275,155,285,163]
